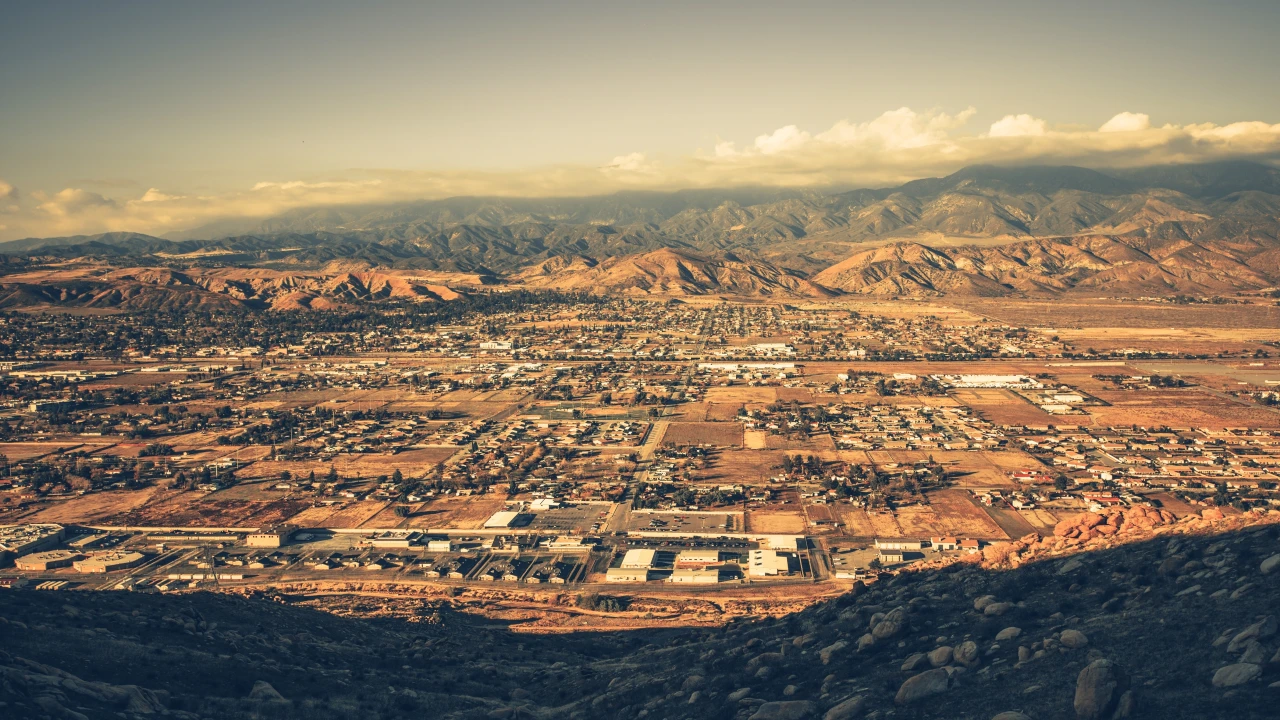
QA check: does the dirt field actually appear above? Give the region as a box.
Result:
[951,388,1057,425]
[1083,390,1280,429]
[247,447,457,482]
[9,485,166,524]
[747,509,806,534]
[409,495,509,529]
[0,442,105,460]
[706,403,744,421]
[956,298,1280,330]
[662,422,744,447]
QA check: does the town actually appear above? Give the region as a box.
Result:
[2,294,1279,608]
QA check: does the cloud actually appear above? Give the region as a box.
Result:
[988,114,1048,137]
[3,107,1280,241]
[34,188,117,217]
[602,152,652,173]
[1100,112,1151,132]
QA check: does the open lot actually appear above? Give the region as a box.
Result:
[662,422,744,447]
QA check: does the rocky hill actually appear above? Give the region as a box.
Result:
[3,509,1278,720]
[514,248,836,297]
[0,265,479,312]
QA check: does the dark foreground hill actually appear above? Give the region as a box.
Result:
[2,514,1279,720]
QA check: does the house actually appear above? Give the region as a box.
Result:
[931,536,959,551]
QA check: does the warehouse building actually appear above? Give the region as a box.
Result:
[246,526,296,548]
[605,567,651,583]
[620,548,657,569]
[667,568,723,584]
[674,549,721,568]
[747,549,792,577]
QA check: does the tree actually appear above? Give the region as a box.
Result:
[392,468,403,484]
[1054,475,1069,492]
[326,466,339,483]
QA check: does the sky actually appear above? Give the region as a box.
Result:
[2,0,1280,239]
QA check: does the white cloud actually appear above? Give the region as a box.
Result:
[988,114,1048,137]
[35,188,117,217]
[0,180,16,200]
[752,125,812,155]
[1100,112,1151,132]
[603,152,650,172]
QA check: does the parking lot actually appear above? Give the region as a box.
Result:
[525,504,607,533]
[626,511,740,535]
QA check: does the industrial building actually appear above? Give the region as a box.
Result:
[370,530,420,548]
[674,549,721,568]
[484,510,532,529]
[620,548,657,569]
[15,550,82,571]
[667,568,723,584]
[747,549,792,577]
[246,526,296,548]
[73,551,146,573]
[0,524,65,565]
[605,567,651,583]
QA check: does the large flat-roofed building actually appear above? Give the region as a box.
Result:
[15,550,82,571]
[0,524,65,565]
[620,548,657,569]
[674,549,721,568]
[667,568,723,584]
[747,549,792,577]
[605,567,651,583]
[484,510,533,529]
[246,526,296,548]
[74,551,145,573]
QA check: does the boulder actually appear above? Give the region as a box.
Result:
[749,700,817,720]
[954,640,979,667]
[728,688,752,702]
[996,627,1022,642]
[1211,663,1261,688]
[819,640,848,665]
[1060,629,1089,649]
[895,668,952,705]
[871,608,907,640]
[974,595,998,611]
[823,695,866,720]
[991,714,1033,720]
[248,680,286,702]
[901,652,928,672]
[1227,617,1277,653]
[984,602,1013,616]
[1074,659,1128,720]
[1261,554,1280,575]
[928,646,953,667]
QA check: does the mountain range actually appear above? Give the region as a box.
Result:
[3,161,1280,304]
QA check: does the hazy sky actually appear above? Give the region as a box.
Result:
[2,0,1280,238]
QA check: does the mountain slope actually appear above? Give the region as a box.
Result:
[2,511,1276,719]
[515,248,837,297]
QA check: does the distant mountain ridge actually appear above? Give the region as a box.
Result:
[3,161,1280,301]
